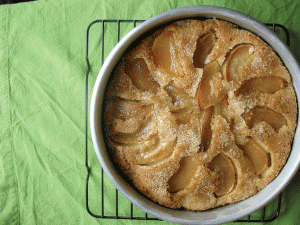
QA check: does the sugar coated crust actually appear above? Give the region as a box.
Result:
[103,19,297,210]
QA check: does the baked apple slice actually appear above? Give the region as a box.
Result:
[240,139,270,176]
[109,98,154,144]
[168,156,199,193]
[174,113,193,124]
[242,106,287,132]
[208,154,236,197]
[152,31,175,73]
[236,76,285,96]
[165,83,193,106]
[112,98,152,121]
[193,31,217,68]
[197,61,222,110]
[138,139,177,166]
[111,116,154,144]
[125,58,160,93]
[223,44,254,82]
[199,106,214,152]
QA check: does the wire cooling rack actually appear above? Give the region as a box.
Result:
[85,19,290,223]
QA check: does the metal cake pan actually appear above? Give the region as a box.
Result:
[90,5,300,225]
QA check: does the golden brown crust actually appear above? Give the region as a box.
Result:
[103,19,297,210]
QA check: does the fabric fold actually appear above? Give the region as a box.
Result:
[0,4,20,225]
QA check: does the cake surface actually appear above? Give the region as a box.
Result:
[103,19,297,210]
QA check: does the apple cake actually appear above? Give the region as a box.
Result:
[103,19,297,210]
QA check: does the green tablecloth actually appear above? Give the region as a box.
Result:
[0,0,300,224]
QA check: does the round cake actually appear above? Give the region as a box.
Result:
[103,19,297,210]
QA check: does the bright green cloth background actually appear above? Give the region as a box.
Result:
[0,0,300,224]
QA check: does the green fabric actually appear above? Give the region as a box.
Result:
[0,0,300,224]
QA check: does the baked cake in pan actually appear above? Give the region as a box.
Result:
[103,19,297,210]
